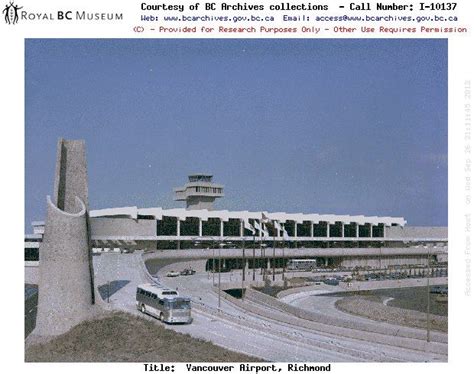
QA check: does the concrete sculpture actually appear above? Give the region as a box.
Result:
[33,139,96,337]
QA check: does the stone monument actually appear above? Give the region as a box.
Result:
[33,139,97,337]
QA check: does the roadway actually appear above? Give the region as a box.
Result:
[92,251,448,362]
[93,252,353,361]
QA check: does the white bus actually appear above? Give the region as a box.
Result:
[136,283,192,324]
[287,259,317,271]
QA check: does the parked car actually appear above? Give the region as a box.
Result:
[430,285,448,294]
[324,278,340,286]
[166,270,180,277]
[180,268,196,276]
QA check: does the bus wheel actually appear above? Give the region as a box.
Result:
[141,304,146,314]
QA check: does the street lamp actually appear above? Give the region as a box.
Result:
[241,228,246,300]
[282,240,285,281]
[218,242,225,311]
[212,238,217,286]
[424,244,432,343]
[261,243,267,280]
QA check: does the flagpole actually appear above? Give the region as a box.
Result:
[260,214,269,281]
[282,238,285,280]
[426,245,431,342]
[260,226,263,278]
[253,233,256,281]
[218,241,222,312]
[282,223,287,281]
[212,245,215,286]
[272,224,276,282]
[241,234,245,300]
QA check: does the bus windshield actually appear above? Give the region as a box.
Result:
[165,299,191,310]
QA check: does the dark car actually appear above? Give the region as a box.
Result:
[324,278,340,286]
[430,285,448,294]
[180,268,196,276]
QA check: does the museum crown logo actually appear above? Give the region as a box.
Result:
[3,1,22,25]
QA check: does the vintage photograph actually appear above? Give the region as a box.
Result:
[24,39,447,362]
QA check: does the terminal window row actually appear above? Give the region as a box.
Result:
[155,217,385,238]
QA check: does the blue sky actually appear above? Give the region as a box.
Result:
[25,39,447,230]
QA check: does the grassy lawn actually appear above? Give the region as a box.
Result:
[25,311,263,362]
[335,296,448,333]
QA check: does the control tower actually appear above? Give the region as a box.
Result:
[174,174,224,210]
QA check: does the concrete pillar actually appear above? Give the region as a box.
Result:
[240,219,244,237]
[326,222,330,238]
[220,219,224,238]
[355,223,359,238]
[369,223,373,238]
[53,139,89,212]
[198,218,202,237]
[294,222,297,237]
[310,222,314,237]
[325,258,329,267]
[36,196,93,337]
[342,223,345,238]
[34,139,96,338]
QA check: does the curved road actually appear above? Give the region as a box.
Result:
[280,290,447,343]
[93,252,447,362]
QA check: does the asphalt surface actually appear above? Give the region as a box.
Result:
[285,292,447,341]
[93,253,351,361]
[92,252,448,362]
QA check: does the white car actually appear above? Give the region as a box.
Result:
[166,270,180,277]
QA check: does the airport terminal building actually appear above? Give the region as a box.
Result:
[26,174,448,270]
